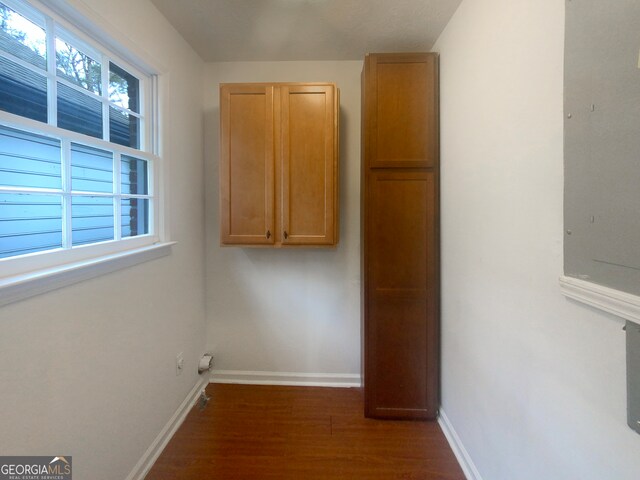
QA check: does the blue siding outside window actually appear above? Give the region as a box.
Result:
[71,196,114,246]
[109,106,139,149]
[0,126,63,258]
[0,56,47,123]
[0,125,61,189]
[71,144,112,193]
[0,193,62,258]
[57,83,103,140]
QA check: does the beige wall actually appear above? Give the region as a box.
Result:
[0,1,206,479]
[435,0,640,478]
[204,61,362,381]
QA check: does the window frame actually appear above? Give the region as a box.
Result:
[0,0,171,306]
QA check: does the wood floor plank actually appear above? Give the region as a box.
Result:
[146,384,465,480]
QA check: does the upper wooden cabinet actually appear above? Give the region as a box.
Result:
[220,84,275,245]
[363,53,438,169]
[220,83,339,247]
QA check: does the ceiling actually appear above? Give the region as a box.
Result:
[150,0,463,62]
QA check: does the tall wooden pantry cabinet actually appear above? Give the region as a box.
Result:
[361,53,440,419]
[219,83,339,247]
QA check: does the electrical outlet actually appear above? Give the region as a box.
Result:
[176,352,184,376]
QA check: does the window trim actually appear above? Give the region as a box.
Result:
[0,0,172,306]
[0,241,175,307]
[559,275,640,324]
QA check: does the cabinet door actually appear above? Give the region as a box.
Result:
[364,170,439,419]
[364,53,438,169]
[280,85,337,245]
[220,84,275,245]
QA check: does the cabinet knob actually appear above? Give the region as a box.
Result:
[284,231,288,240]
[266,230,271,239]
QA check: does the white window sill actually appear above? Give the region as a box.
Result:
[0,242,175,308]
[559,275,640,324]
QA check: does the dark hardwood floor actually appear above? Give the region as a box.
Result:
[146,384,465,479]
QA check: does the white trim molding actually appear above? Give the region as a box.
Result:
[0,242,174,308]
[210,370,362,388]
[438,409,483,480]
[559,275,640,324]
[126,377,208,480]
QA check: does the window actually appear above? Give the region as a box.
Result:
[0,0,167,304]
[0,0,160,264]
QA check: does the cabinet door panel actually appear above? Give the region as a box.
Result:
[281,85,337,245]
[370,174,429,294]
[370,297,429,415]
[365,170,438,419]
[366,53,438,169]
[220,85,274,245]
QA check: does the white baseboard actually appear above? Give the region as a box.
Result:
[438,409,483,480]
[125,377,208,480]
[210,370,362,388]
